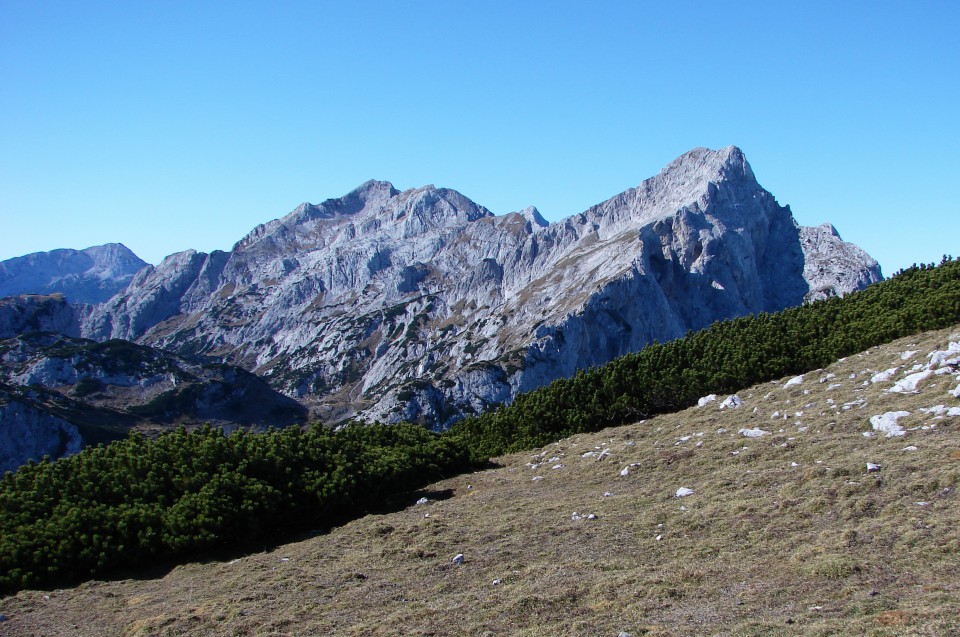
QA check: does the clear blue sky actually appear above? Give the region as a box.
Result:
[2,1,957,276]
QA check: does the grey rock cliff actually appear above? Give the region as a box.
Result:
[0,243,148,305]
[799,223,882,301]
[0,294,81,339]
[0,332,309,470]
[81,147,883,426]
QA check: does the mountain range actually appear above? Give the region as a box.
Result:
[0,146,882,468]
[79,146,881,425]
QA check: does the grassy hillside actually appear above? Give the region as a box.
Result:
[1,259,959,598]
[2,325,958,636]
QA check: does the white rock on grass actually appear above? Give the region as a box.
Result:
[866,463,881,473]
[697,394,717,407]
[720,395,743,409]
[889,370,933,394]
[452,554,465,565]
[920,405,960,417]
[951,383,960,399]
[901,350,919,360]
[739,427,770,438]
[415,497,430,505]
[869,411,911,437]
[871,367,899,384]
[675,487,695,498]
[928,342,960,368]
[784,375,804,388]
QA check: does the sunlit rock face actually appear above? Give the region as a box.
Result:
[81,147,882,426]
[0,243,148,305]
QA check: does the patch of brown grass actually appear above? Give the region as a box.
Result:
[2,326,960,636]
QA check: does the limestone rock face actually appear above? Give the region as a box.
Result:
[0,244,148,305]
[0,294,81,339]
[0,332,308,470]
[0,392,83,474]
[799,223,882,301]
[80,147,882,426]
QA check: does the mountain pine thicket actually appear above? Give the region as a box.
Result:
[1,257,958,594]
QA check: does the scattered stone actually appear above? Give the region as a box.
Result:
[888,370,933,394]
[551,464,564,470]
[655,535,663,541]
[901,350,919,360]
[869,411,910,437]
[784,375,805,387]
[492,578,502,586]
[903,445,918,451]
[532,476,543,481]
[738,427,770,438]
[697,394,717,407]
[416,497,430,505]
[675,487,695,498]
[928,342,960,368]
[866,463,881,473]
[720,394,743,409]
[603,492,614,497]
[620,467,631,477]
[452,554,465,565]
[920,405,960,417]
[871,367,900,384]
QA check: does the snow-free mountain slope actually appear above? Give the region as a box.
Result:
[4,325,957,636]
[0,244,148,305]
[0,332,308,472]
[81,147,882,425]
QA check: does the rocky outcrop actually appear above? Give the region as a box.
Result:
[0,294,81,339]
[799,223,882,301]
[0,388,83,474]
[80,147,883,426]
[0,243,148,305]
[0,332,308,470]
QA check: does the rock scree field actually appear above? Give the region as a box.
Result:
[2,325,959,636]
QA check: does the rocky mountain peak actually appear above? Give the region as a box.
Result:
[518,206,549,228]
[0,243,148,305]
[78,146,883,427]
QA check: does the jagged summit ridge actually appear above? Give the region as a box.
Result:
[80,147,882,426]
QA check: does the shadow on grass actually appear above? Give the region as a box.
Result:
[48,459,507,592]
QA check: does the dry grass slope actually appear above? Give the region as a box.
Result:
[3,326,960,636]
